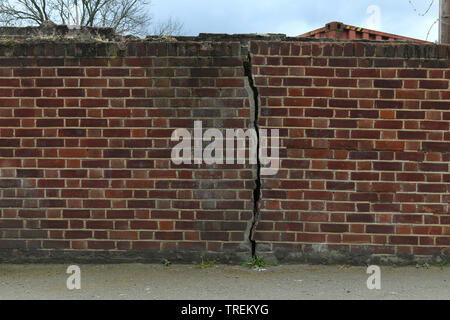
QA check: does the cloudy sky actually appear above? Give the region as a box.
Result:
[150,0,439,42]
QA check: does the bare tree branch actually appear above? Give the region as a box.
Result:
[152,16,184,36]
[0,0,183,36]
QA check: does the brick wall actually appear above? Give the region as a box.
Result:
[0,39,255,263]
[0,34,448,264]
[251,41,450,263]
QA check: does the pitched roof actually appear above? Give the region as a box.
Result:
[298,21,432,44]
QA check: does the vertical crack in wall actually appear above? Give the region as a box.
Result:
[243,52,261,257]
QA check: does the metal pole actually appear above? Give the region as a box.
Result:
[441,0,450,43]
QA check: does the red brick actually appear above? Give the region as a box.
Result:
[419,80,448,89]
[1,40,448,260]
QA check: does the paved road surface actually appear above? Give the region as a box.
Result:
[0,264,448,300]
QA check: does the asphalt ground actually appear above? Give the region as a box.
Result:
[0,263,448,300]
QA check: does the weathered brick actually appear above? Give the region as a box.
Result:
[0,38,447,262]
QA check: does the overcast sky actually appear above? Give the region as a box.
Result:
[150,0,439,42]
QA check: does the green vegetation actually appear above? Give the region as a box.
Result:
[242,256,270,269]
[196,256,218,269]
[416,262,432,269]
[436,259,447,269]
